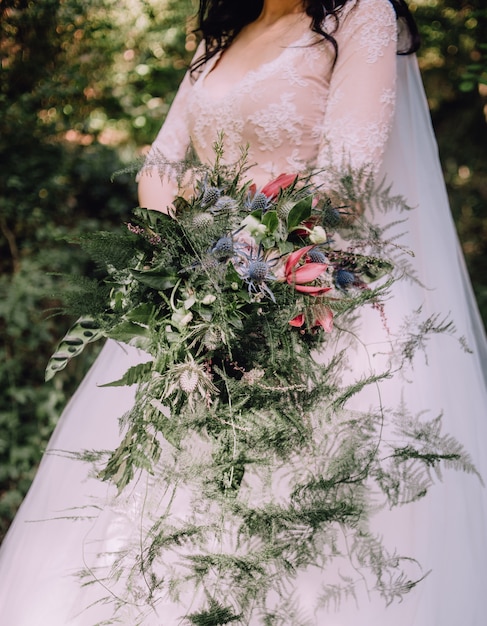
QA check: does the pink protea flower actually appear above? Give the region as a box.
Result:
[261,173,297,200]
[289,305,334,333]
[284,245,331,296]
[313,306,334,332]
[289,313,305,327]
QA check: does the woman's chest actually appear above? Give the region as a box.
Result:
[185,40,334,167]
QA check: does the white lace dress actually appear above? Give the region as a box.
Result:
[1,1,486,624]
[147,0,396,198]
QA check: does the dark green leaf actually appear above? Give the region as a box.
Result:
[45,317,105,381]
[287,196,312,229]
[130,268,178,290]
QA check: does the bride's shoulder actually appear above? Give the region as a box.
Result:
[338,0,397,25]
[335,0,398,47]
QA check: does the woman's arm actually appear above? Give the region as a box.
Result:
[138,45,203,213]
[316,0,398,179]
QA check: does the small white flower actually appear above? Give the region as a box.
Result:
[161,359,219,408]
[183,296,196,309]
[309,226,328,244]
[201,294,217,305]
[179,369,199,393]
[242,215,267,237]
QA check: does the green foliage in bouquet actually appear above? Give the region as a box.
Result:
[46,140,478,623]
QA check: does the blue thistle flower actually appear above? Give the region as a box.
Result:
[335,269,355,290]
[211,236,235,260]
[323,207,341,228]
[210,195,239,215]
[246,192,271,213]
[201,186,221,208]
[307,249,328,264]
[248,261,270,282]
[237,245,278,302]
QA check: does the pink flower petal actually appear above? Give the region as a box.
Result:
[261,173,297,199]
[293,262,328,284]
[315,308,334,332]
[289,313,305,327]
[284,245,315,275]
[294,285,332,295]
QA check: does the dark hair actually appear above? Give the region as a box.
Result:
[192,0,419,73]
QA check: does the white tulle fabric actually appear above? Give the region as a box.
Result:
[1,0,487,623]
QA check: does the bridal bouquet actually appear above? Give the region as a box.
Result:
[46,142,396,489]
[45,141,475,622]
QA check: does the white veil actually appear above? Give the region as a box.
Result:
[381,54,487,377]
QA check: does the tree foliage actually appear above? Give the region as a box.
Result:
[0,0,194,539]
[410,0,487,314]
[0,0,485,541]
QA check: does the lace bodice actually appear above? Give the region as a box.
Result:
[146,0,397,191]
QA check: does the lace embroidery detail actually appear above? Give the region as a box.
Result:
[343,0,398,64]
[190,96,245,162]
[381,87,396,106]
[285,147,309,173]
[320,82,396,178]
[149,0,398,189]
[282,61,309,87]
[257,149,309,180]
[333,115,390,162]
[248,92,304,150]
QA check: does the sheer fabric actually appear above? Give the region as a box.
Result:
[146,0,397,188]
[1,0,487,623]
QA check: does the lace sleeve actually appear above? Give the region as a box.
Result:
[148,39,212,164]
[146,71,194,165]
[316,0,398,179]
[138,44,203,212]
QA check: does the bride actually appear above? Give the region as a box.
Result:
[1,0,486,624]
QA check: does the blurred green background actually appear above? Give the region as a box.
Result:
[1,0,486,541]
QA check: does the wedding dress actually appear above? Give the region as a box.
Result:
[1,0,486,624]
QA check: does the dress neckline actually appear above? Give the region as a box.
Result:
[199,30,313,102]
